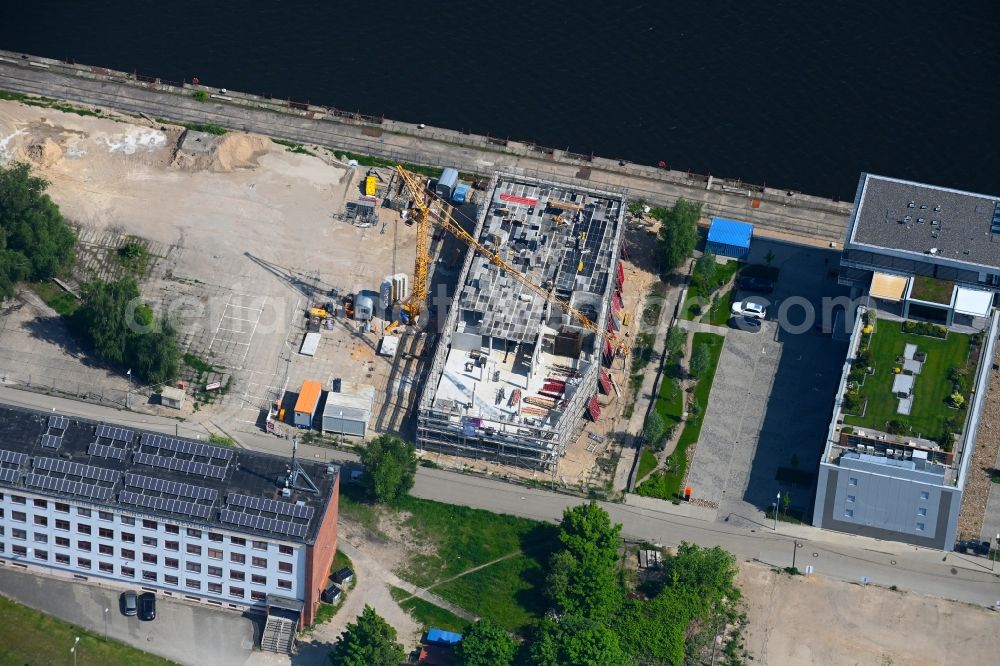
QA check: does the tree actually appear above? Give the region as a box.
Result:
[693,250,717,291]
[643,410,666,448]
[0,162,76,298]
[546,503,622,620]
[689,343,711,379]
[455,619,516,666]
[531,615,628,666]
[358,435,417,505]
[654,198,701,272]
[329,605,406,666]
[665,326,687,359]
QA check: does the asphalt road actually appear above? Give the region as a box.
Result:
[3,386,1000,610]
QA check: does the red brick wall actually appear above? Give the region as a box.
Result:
[303,472,339,626]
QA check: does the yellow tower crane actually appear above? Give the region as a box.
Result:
[394,166,627,354]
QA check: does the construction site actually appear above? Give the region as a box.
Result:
[415,174,628,472]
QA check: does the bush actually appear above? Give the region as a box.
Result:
[948,392,965,409]
[903,320,947,338]
[843,391,862,414]
[689,343,711,378]
[191,90,209,102]
[886,420,907,435]
[643,411,666,448]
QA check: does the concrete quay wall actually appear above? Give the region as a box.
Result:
[0,50,850,245]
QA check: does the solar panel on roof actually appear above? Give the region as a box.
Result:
[48,415,68,431]
[0,449,27,466]
[0,468,19,484]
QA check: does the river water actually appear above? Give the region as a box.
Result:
[4,0,998,199]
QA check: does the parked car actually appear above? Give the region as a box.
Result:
[331,567,355,585]
[138,592,156,621]
[730,299,767,319]
[732,315,762,332]
[121,590,138,617]
[321,583,342,604]
[739,276,775,293]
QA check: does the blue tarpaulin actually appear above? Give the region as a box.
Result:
[707,217,753,259]
[426,628,463,645]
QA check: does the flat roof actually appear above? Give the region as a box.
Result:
[0,404,336,543]
[294,380,322,414]
[849,173,1000,270]
[708,217,753,249]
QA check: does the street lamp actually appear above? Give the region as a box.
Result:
[126,369,132,410]
[792,541,803,571]
[773,491,781,530]
[339,410,344,447]
[993,533,999,572]
[104,607,109,640]
[70,637,79,666]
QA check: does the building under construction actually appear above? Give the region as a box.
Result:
[416,173,627,471]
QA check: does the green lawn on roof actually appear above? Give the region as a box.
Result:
[844,323,971,438]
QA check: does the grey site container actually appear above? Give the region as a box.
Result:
[322,383,375,438]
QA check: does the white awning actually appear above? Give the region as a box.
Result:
[954,287,993,317]
[870,272,908,302]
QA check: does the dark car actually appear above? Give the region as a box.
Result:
[739,276,775,293]
[121,590,138,617]
[321,583,342,604]
[331,567,355,585]
[138,592,156,621]
[971,540,992,556]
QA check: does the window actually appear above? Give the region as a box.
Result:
[252,541,267,551]
[77,557,92,569]
[34,550,48,561]
[165,540,179,551]
[142,570,157,582]
[277,579,292,590]
[33,515,48,527]
[142,536,157,547]
[165,557,179,569]
[11,510,26,522]
[229,587,244,598]
[251,557,267,569]
[846,495,856,503]
[120,515,135,526]
[208,565,223,578]
[121,566,135,578]
[186,562,202,574]
[78,541,91,552]
[230,537,246,547]
[208,548,223,560]
[98,511,113,522]
[56,553,70,565]
[845,509,855,518]
[33,499,47,509]
[11,528,26,540]
[55,519,70,531]
[917,507,928,517]
[99,562,113,573]
[230,570,245,581]
[208,582,223,594]
[278,562,292,574]
[55,502,69,513]
[186,544,202,556]
[142,519,157,530]
[920,491,930,500]
[142,553,157,564]
[187,528,202,539]
[250,591,266,602]
[77,524,91,535]
[209,532,223,543]
[33,532,48,543]
[848,477,858,487]
[121,532,135,543]
[121,548,135,560]
[165,574,179,585]
[99,544,113,556]
[98,528,114,539]
[165,524,179,535]
[251,574,266,586]
[230,553,245,565]
[12,545,27,556]
[916,522,926,532]
[55,536,70,547]
[77,507,91,517]
[186,579,201,590]
[278,545,293,556]
[11,495,26,504]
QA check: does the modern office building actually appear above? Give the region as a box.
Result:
[0,404,339,649]
[814,173,1000,549]
[415,173,627,471]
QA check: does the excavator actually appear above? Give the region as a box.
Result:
[391,166,628,355]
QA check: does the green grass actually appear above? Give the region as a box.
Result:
[389,587,470,634]
[844,324,971,437]
[637,448,658,481]
[637,332,725,500]
[910,275,955,305]
[683,259,741,321]
[31,281,80,316]
[0,594,176,665]
[0,90,102,117]
[703,289,735,326]
[272,138,315,155]
[191,90,209,102]
[182,353,215,374]
[331,549,354,574]
[116,241,149,275]
[337,486,383,537]
[179,122,227,135]
[654,376,684,430]
[207,433,235,447]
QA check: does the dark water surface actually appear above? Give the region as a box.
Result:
[4,1,998,199]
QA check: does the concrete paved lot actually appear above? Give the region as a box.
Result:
[0,564,256,665]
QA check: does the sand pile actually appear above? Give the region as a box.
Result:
[171,130,270,172]
[22,138,63,168]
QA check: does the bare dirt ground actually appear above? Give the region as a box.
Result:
[738,562,1000,665]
